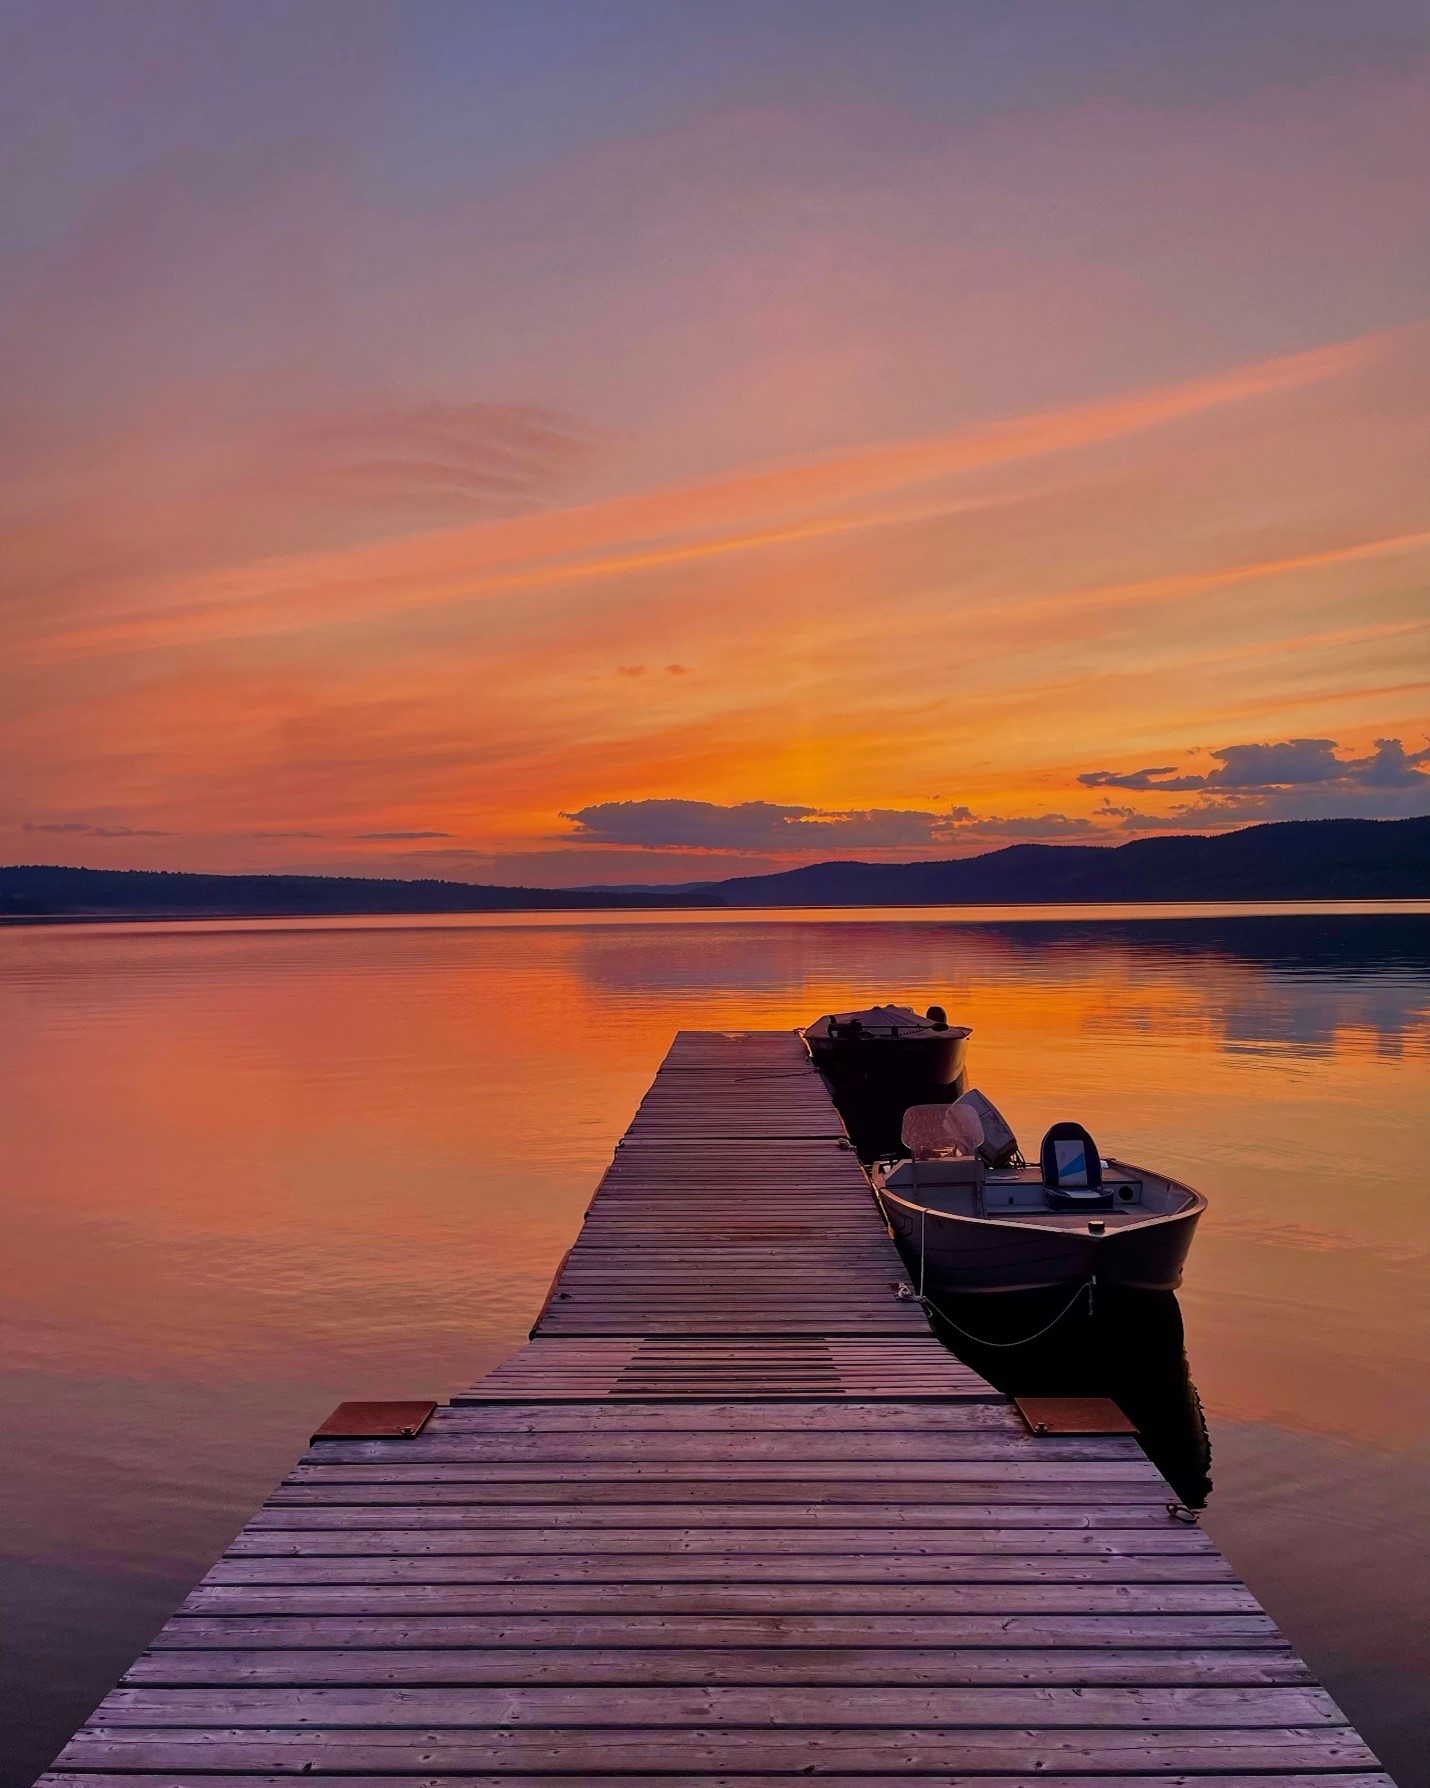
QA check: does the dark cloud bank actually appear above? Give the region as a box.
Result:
[560,800,1100,853]
[564,737,1430,853]
[1080,737,1430,793]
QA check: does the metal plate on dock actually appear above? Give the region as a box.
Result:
[1015,1395,1136,1435]
[311,1399,437,1440]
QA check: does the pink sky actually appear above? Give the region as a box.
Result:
[3,3,1428,883]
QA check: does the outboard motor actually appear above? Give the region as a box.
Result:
[1040,1121,1113,1209]
[954,1088,1021,1169]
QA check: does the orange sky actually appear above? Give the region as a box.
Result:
[3,7,1428,884]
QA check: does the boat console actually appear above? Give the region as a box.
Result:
[881,1159,1146,1212]
[982,1167,1145,1210]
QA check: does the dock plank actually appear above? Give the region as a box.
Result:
[242,1500,1195,1528]
[228,1523,1219,1552]
[149,1612,1290,1648]
[174,1584,1270,1616]
[52,1727,1381,1774]
[93,1683,1347,1726]
[205,1555,1238,1585]
[123,1648,1310,1687]
[39,1775,1401,1788]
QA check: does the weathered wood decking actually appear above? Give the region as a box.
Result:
[42,1029,1389,1787]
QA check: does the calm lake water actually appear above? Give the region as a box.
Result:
[2,906,1428,1786]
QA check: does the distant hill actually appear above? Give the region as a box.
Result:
[2,816,1427,918]
[688,815,1430,904]
[0,865,707,919]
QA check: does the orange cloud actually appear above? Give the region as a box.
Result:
[7,331,1384,668]
[5,323,1428,875]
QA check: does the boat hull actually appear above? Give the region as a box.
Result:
[880,1185,1204,1294]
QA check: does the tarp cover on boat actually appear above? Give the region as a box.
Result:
[902,1100,984,1159]
[805,1004,969,1040]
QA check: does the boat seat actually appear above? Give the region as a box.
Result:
[1040,1121,1113,1210]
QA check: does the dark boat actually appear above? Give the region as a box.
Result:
[804,1003,971,1158]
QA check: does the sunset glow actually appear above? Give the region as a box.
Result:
[4,5,1429,884]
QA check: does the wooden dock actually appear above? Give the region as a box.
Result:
[43,1029,1390,1787]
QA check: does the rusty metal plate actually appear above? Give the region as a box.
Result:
[1015,1395,1136,1435]
[312,1400,437,1441]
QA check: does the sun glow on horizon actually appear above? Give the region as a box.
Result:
[3,9,1428,885]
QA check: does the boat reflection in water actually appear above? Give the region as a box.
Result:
[923,1284,1212,1509]
[804,1002,1211,1509]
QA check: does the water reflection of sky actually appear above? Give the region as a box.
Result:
[564,913,1430,1054]
[1,909,1426,1788]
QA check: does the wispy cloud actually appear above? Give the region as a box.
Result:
[22,820,175,838]
[0,390,595,631]
[976,528,1430,639]
[3,5,1429,884]
[7,332,1383,668]
[289,400,592,516]
[4,320,1426,877]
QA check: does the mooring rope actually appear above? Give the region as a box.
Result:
[911,1182,1097,1347]
[918,1276,1096,1349]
